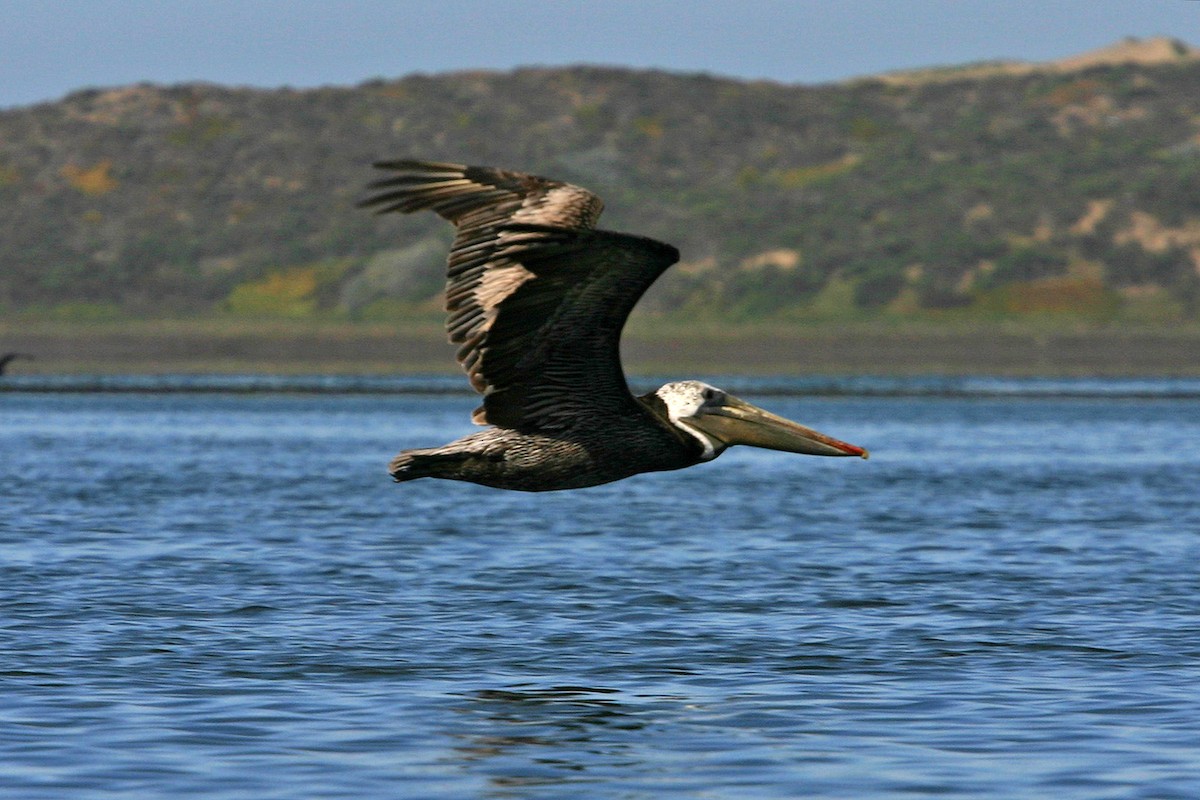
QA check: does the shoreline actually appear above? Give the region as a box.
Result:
[3,319,1200,377]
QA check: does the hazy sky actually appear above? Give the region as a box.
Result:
[3,0,1199,109]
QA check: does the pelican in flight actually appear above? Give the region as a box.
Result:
[361,160,867,491]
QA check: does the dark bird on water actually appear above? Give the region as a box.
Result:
[361,160,868,491]
[0,353,32,376]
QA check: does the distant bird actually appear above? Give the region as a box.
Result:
[361,160,867,491]
[0,352,32,376]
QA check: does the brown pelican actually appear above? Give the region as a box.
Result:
[361,160,867,491]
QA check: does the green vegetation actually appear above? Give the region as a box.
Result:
[224,258,355,317]
[2,53,1200,331]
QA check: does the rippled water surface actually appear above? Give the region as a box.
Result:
[3,378,1200,798]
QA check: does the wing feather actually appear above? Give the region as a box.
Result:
[360,160,679,432]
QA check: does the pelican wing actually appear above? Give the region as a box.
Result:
[361,160,680,431]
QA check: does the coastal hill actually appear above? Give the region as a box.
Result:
[876,34,1199,84]
[2,36,1199,326]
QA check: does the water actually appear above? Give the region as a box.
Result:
[3,378,1199,798]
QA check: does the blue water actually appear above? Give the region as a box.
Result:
[3,378,1200,798]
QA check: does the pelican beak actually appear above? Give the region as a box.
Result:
[688,395,869,458]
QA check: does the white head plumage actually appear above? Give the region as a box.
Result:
[654,380,727,461]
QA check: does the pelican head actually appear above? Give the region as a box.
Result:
[653,380,869,462]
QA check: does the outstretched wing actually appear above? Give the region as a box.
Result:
[360,160,679,432]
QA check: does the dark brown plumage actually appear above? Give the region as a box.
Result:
[361,160,867,491]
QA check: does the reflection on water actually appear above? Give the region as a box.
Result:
[3,380,1200,798]
[450,686,641,791]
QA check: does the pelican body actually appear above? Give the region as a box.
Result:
[361,160,867,491]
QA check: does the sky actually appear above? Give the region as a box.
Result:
[2,0,1199,109]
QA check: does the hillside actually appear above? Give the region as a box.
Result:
[876,34,1200,84]
[2,37,1200,326]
